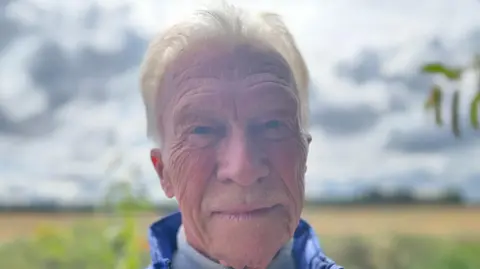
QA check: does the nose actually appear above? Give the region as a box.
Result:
[216,128,269,186]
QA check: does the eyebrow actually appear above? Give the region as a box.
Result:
[172,106,220,126]
[261,108,295,117]
[242,83,298,108]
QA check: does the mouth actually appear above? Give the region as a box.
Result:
[212,204,281,221]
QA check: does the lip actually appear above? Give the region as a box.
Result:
[212,204,279,215]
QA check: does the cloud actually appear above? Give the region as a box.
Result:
[0,0,156,203]
[29,41,75,110]
[336,49,384,85]
[311,103,381,136]
[0,1,148,138]
[0,0,28,52]
[335,45,434,95]
[334,30,480,96]
[385,125,480,154]
[1,0,480,205]
[468,28,480,48]
[333,24,480,153]
[462,174,480,202]
[29,30,146,108]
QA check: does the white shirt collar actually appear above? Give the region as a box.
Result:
[173,225,295,269]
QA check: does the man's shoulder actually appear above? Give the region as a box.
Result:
[293,219,343,269]
[148,211,182,263]
[146,211,343,269]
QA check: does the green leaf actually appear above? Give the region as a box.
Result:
[425,85,443,126]
[470,91,480,129]
[451,90,461,137]
[422,63,447,73]
[421,63,463,81]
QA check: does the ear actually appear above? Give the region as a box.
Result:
[304,132,312,145]
[150,148,175,198]
[304,133,312,173]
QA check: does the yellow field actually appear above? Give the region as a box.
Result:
[1,205,479,242]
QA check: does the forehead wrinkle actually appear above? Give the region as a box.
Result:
[172,88,228,121]
[241,79,298,107]
[167,42,294,85]
[169,77,298,124]
[159,43,299,132]
[241,75,294,93]
[235,85,298,120]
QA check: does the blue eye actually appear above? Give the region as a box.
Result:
[253,119,292,140]
[192,126,214,135]
[264,120,281,129]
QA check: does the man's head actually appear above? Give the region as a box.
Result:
[140,4,311,269]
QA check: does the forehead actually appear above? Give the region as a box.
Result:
[158,41,297,119]
[167,42,294,83]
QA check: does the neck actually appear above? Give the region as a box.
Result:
[173,225,295,269]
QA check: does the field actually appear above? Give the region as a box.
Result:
[1,205,480,268]
[2,205,480,240]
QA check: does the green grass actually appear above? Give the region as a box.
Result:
[2,181,478,269]
[0,219,150,269]
[1,218,479,269]
[324,235,480,269]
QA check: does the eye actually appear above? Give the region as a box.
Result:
[187,125,223,148]
[254,119,292,140]
[264,120,281,129]
[191,126,215,135]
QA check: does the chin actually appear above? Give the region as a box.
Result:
[207,211,293,268]
[210,233,285,269]
[219,252,276,269]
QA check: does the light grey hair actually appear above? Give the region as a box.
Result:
[139,3,310,144]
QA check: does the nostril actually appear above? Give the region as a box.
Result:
[220,178,235,184]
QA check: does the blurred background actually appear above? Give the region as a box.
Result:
[1,0,480,268]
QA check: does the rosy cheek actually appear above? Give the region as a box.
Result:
[265,138,306,197]
[167,142,217,208]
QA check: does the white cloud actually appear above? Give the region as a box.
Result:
[1,0,480,204]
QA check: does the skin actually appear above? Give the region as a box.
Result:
[150,40,311,269]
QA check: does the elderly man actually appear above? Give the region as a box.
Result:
[139,3,342,269]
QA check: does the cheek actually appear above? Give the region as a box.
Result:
[265,138,307,201]
[165,141,217,210]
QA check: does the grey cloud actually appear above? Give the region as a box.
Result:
[332,34,480,127]
[70,128,116,162]
[76,29,146,80]
[0,108,56,137]
[387,93,408,113]
[387,74,432,94]
[362,169,464,196]
[313,179,374,198]
[82,4,102,30]
[310,103,381,136]
[334,36,467,95]
[385,125,480,153]
[336,47,433,94]
[60,173,108,203]
[29,29,147,109]
[314,169,453,199]
[29,41,76,111]
[378,169,438,187]
[0,3,148,137]
[461,28,480,55]
[0,0,24,53]
[308,83,382,135]
[462,174,480,202]
[336,49,383,85]
[335,28,480,153]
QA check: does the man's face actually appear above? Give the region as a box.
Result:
[151,42,310,268]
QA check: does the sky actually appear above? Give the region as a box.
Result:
[0,0,480,205]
